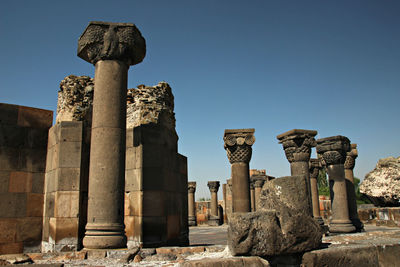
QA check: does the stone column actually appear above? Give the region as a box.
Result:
[249,179,255,212]
[344,144,364,231]
[78,21,146,249]
[207,181,220,226]
[224,129,255,212]
[188,182,197,227]
[316,136,356,233]
[309,158,324,225]
[277,129,317,216]
[253,177,265,211]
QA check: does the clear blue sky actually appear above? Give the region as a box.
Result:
[1,1,399,199]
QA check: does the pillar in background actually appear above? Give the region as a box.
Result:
[277,129,317,216]
[78,21,146,249]
[224,129,255,212]
[309,158,324,225]
[250,179,255,212]
[253,177,265,211]
[207,181,220,226]
[344,143,364,231]
[188,182,197,226]
[317,136,356,233]
[222,183,227,223]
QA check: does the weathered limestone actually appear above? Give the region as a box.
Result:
[309,158,325,225]
[249,179,255,212]
[207,181,220,226]
[344,144,364,231]
[78,21,146,249]
[223,129,255,212]
[317,136,356,233]
[228,175,322,257]
[277,129,317,216]
[188,182,197,226]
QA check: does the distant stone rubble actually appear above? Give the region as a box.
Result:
[360,156,400,207]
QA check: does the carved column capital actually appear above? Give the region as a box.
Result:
[277,129,317,163]
[78,21,146,66]
[344,143,358,170]
[316,136,351,166]
[309,158,321,179]
[224,128,255,164]
[188,181,196,193]
[207,181,220,193]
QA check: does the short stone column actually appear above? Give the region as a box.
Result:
[309,158,324,225]
[207,181,220,226]
[249,179,255,212]
[277,129,317,216]
[224,129,255,212]
[253,177,265,211]
[344,144,364,231]
[78,21,146,249]
[316,136,356,233]
[188,182,197,226]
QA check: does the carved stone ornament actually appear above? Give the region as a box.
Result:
[188,182,196,193]
[344,143,358,170]
[224,129,255,164]
[277,129,317,163]
[316,136,351,166]
[78,21,146,65]
[309,158,321,179]
[207,181,220,193]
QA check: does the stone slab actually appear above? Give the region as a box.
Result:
[181,256,270,267]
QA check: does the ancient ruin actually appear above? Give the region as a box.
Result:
[187,182,197,226]
[309,158,325,225]
[207,181,221,226]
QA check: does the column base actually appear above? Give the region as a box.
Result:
[351,218,365,232]
[188,216,197,227]
[208,216,220,226]
[329,221,356,233]
[83,223,127,249]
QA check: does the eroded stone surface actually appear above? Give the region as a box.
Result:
[360,157,400,207]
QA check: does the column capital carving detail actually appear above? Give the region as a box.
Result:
[277,129,317,163]
[309,158,322,179]
[188,181,196,193]
[78,21,146,65]
[207,181,220,193]
[316,135,351,166]
[344,143,358,170]
[224,128,255,164]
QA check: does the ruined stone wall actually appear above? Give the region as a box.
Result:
[0,103,52,254]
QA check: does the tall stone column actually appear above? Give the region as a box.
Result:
[207,181,220,226]
[277,129,317,216]
[316,136,356,233]
[344,144,364,231]
[188,182,197,227]
[78,21,146,249]
[309,158,324,225]
[249,179,255,212]
[224,129,255,212]
[253,177,265,211]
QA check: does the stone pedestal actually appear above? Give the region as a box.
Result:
[188,182,197,226]
[207,181,220,226]
[253,177,265,211]
[249,180,255,212]
[344,143,364,231]
[277,129,317,216]
[78,21,146,249]
[317,136,356,233]
[224,129,255,213]
[309,158,325,225]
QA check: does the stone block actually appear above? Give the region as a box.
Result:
[17,105,53,129]
[45,145,54,172]
[142,144,166,168]
[47,124,58,148]
[44,170,56,193]
[0,146,20,171]
[0,218,17,242]
[0,171,10,192]
[142,166,164,190]
[125,191,142,216]
[0,193,27,218]
[0,124,26,148]
[125,215,142,243]
[143,191,165,217]
[142,216,166,244]
[43,192,55,218]
[31,172,45,194]
[54,191,80,218]
[0,242,23,255]
[125,168,142,192]
[42,217,50,240]
[181,257,270,267]
[167,215,180,240]
[126,128,134,148]
[49,217,79,243]
[56,167,81,191]
[19,149,47,172]
[26,128,49,149]
[59,121,83,142]
[26,193,44,217]
[0,103,19,126]
[57,141,82,168]
[8,171,32,192]
[16,217,42,242]
[126,147,137,169]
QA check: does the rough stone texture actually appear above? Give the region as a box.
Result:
[56,75,94,124]
[0,103,52,254]
[360,156,400,207]
[181,256,270,267]
[228,175,322,257]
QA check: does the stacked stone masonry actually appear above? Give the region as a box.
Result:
[0,103,53,254]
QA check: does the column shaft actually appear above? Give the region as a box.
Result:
[345,168,363,231]
[232,162,251,212]
[211,192,218,216]
[250,188,255,211]
[290,161,312,216]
